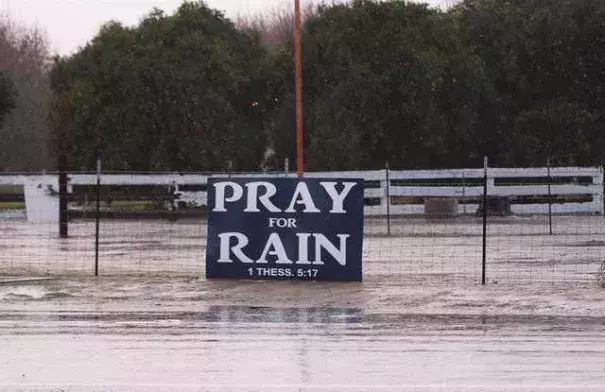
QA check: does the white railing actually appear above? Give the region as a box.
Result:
[1,166,603,222]
[383,167,603,216]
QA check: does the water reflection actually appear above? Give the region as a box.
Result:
[207,306,364,325]
[4,307,605,338]
[4,307,605,328]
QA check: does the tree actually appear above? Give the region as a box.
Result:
[47,0,605,172]
[50,1,269,172]
[266,0,495,170]
[262,0,605,170]
[455,0,605,166]
[0,15,52,171]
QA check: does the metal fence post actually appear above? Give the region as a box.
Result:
[58,155,68,239]
[462,171,467,215]
[94,155,101,277]
[547,158,553,235]
[385,162,391,237]
[482,156,488,286]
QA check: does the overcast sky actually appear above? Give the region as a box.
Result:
[1,0,449,55]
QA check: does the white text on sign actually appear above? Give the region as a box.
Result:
[217,232,350,266]
[212,181,357,213]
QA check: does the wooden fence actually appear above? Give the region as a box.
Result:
[0,166,603,222]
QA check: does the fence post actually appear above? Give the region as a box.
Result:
[94,155,101,277]
[169,180,177,220]
[462,171,467,215]
[58,154,68,238]
[482,156,488,286]
[385,161,391,236]
[547,158,553,235]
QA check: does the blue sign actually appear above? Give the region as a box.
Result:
[206,177,364,282]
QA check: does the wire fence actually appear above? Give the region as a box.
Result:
[1,167,604,286]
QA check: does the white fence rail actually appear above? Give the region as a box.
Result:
[384,167,603,216]
[1,166,603,222]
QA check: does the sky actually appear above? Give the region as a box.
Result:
[0,0,449,56]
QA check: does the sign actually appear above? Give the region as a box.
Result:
[205,177,364,282]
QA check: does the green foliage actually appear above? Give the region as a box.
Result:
[50,1,269,171]
[456,0,605,166]
[264,0,605,170]
[49,0,605,172]
[267,0,497,170]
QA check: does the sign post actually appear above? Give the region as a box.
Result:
[206,177,364,282]
[294,0,304,177]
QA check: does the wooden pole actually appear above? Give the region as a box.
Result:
[294,0,304,177]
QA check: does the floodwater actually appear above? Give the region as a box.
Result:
[1,278,605,391]
[2,215,605,284]
[2,214,605,390]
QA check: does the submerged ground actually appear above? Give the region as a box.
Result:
[0,276,604,391]
[1,214,604,390]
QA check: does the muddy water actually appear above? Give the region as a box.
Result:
[2,216,605,284]
[1,306,605,391]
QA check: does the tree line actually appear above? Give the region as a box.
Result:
[2,0,605,172]
[0,15,52,171]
